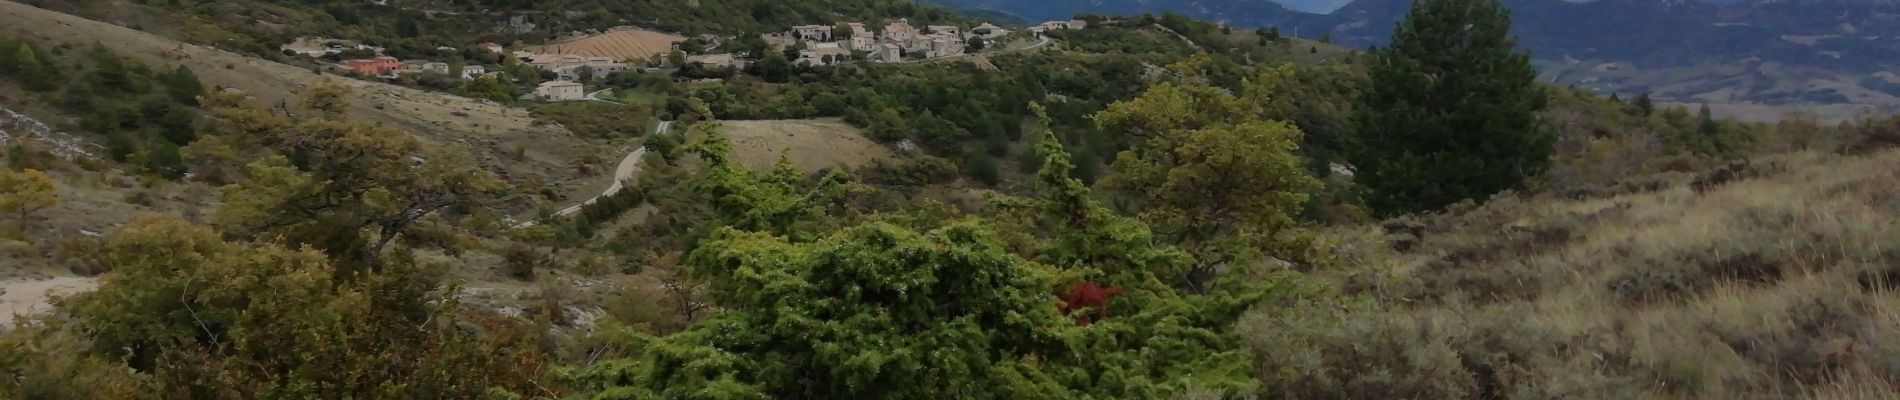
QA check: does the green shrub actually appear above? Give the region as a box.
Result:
[1608,249,1785,303]
[502,243,538,281]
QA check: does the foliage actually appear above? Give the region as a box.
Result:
[988,112,1295,398]
[0,37,59,92]
[458,75,521,103]
[570,114,1310,398]
[1097,62,1322,292]
[529,101,659,139]
[1347,0,1550,216]
[1539,88,1761,195]
[0,36,207,177]
[699,53,1165,181]
[575,222,1077,400]
[0,319,145,399]
[207,81,502,268]
[51,215,550,399]
[0,168,57,231]
[686,126,855,239]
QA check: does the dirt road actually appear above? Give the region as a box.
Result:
[515,120,670,228]
[0,277,96,327]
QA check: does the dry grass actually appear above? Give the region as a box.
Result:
[1247,148,1900,399]
[528,28,685,62]
[710,119,893,174]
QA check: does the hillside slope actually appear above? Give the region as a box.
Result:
[1242,145,1900,398]
[0,0,600,205]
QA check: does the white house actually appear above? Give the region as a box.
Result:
[534,80,584,101]
[460,65,488,80]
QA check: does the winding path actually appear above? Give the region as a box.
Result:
[584,88,622,104]
[514,120,672,229]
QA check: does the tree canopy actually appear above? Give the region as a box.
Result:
[206,81,501,268]
[0,168,56,231]
[1347,0,1550,216]
[1098,62,1322,292]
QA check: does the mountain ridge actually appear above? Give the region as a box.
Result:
[929,0,1900,112]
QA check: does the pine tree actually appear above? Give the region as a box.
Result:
[12,43,56,92]
[1633,92,1655,116]
[1697,103,1725,154]
[145,139,185,179]
[1347,0,1549,216]
[163,65,204,106]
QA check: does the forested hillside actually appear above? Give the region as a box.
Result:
[6,0,1900,398]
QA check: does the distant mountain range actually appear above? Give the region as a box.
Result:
[928,0,1900,112]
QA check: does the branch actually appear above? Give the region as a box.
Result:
[179,277,221,347]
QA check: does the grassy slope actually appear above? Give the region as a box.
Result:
[0,0,605,212]
[712,119,891,174]
[1245,145,1900,397]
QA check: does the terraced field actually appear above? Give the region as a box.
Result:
[529,27,686,61]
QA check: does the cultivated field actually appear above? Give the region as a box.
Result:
[528,28,685,62]
[1539,57,1900,123]
[713,119,893,173]
[1660,101,1893,124]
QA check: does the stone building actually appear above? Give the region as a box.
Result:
[534,80,584,101]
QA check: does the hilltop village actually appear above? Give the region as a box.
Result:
[279,18,1085,101]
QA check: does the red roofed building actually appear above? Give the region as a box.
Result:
[342,56,401,76]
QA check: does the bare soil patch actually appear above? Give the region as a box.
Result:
[713,119,892,173]
[0,276,95,326]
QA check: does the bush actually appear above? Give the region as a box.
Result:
[858,156,957,188]
[502,243,538,281]
[644,133,682,159]
[1608,250,1785,303]
[965,153,1000,186]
